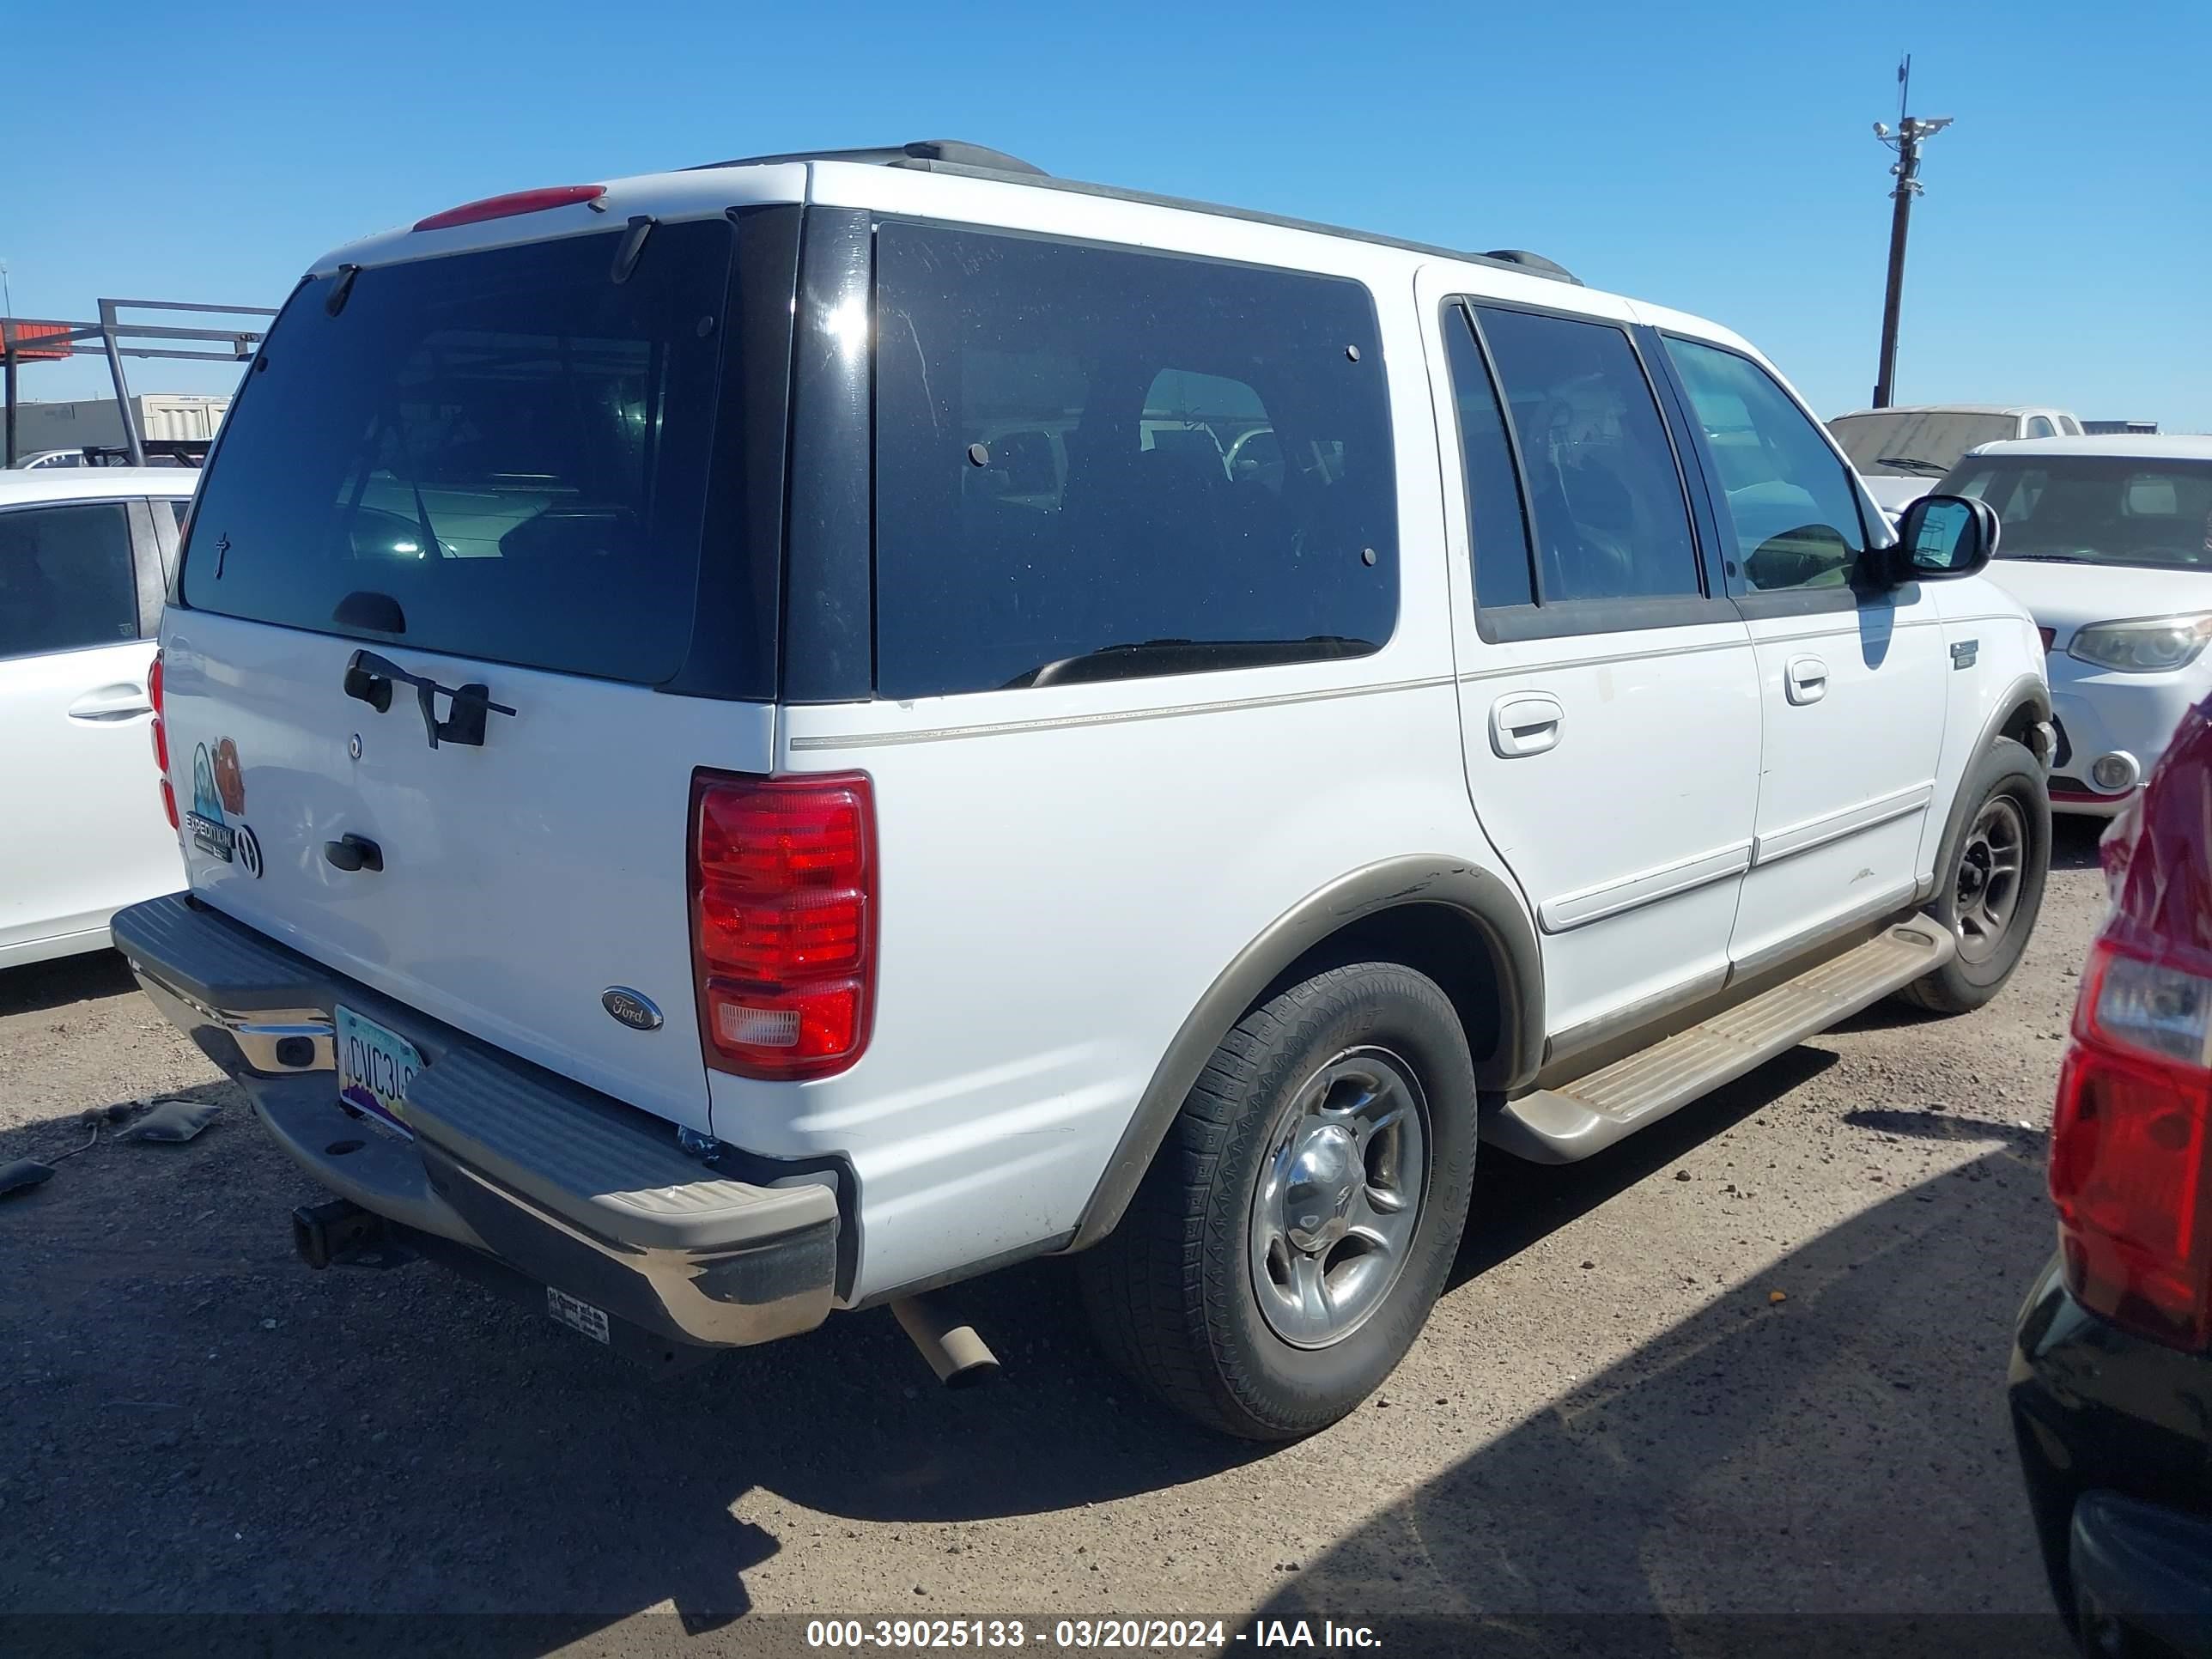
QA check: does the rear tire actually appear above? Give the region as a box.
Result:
[1079,962,1477,1440]
[1895,737,2050,1014]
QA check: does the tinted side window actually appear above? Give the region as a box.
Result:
[1474,307,1700,604]
[1663,337,1869,593]
[873,224,1397,697]
[0,502,139,660]
[1442,307,1534,608]
[1954,464,2048,521]
[2027,416,2057,439]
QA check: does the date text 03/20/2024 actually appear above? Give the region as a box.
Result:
[802,1619,1382,1651]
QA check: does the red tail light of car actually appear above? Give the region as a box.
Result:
[690,772,876,1080]
[2051,941,2212,1349]
[150,649,178,830]
[2050,697,2212,1350]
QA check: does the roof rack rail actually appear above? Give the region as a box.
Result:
[1482,250,1577,282]
[690,139,1048,176]
[692,141,1580,286]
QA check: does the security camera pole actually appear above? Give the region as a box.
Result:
[1871,55,1953,408]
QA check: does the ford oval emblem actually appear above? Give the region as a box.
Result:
[601,988,664,1032]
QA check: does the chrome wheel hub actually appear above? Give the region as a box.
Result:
[1249,1047,1430,1350]
[1282,1121,1361,1253]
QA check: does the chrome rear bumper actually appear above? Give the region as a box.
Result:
[114,894,839,1349]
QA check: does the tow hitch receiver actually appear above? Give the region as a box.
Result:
[291,1199,413,1269]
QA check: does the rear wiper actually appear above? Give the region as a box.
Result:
[404,474,447,567]
[610,216,657,283]
[1008,636,1368,690]
[1875,455,1954,478]
[343,648,516,750]
[324,263,362,318]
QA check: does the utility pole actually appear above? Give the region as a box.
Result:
[1871,56,1953,408]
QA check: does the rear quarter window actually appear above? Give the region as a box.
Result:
[872,223,1398,697]
[179,221,736,684]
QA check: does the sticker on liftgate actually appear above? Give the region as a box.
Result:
[184,741,234,861]
[185,738,259,870]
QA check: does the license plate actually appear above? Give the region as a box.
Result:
[335,1005,422,1139]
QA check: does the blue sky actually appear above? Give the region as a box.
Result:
[6,0,2207,429]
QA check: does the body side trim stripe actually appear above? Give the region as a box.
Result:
[1455,634,1746,683]
[787,673,1456,751]
[1537,841,1753,933]
[1739,617,1946,644]
[1753,781,1936,866]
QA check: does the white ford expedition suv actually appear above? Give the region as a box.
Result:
[118,141,2054,1439]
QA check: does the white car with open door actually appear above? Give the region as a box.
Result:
[0,469,192,969]
[113,142,2053,1438]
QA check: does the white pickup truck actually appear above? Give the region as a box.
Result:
[1830,404,2085,519]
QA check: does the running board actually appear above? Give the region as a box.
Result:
[1486,917,1955,1164]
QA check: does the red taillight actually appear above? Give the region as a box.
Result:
[149,650,174,823]
[690,772,876,1080]
[412,185,606,232]
[2051,938,2212,1348]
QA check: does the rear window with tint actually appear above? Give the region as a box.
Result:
[1826,410,2019,477]
[179,222,733,684]
[873,223,1397,698]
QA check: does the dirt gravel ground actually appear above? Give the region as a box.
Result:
[1,823,2107,1655]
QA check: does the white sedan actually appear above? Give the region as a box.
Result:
[1954,434,2212,815]
[0,468,194,967]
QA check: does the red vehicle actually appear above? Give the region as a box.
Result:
[2012,694,2212,1655]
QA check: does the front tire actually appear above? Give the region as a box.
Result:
[1895,736,2050,1014]
[1079,962,1477,1440]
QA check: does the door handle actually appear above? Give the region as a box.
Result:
[1784,656,1829,706]
[1490,693,1565,757]
[67,684,154,722]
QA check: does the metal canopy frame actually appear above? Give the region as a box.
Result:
[1,297,276,467]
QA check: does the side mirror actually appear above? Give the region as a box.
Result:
[1890,494,1999,583]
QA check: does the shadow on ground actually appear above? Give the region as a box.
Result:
[2,983,2062,1655]
[0,951,138,1019]
[1456,1048,1835,1286]
[2049,812,2107,874]
[2,1074,1257,1636]
[1258,1137,2069,1656]
[1828,812,2102,1041]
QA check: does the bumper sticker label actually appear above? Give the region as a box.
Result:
[546,1286,611,1345]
